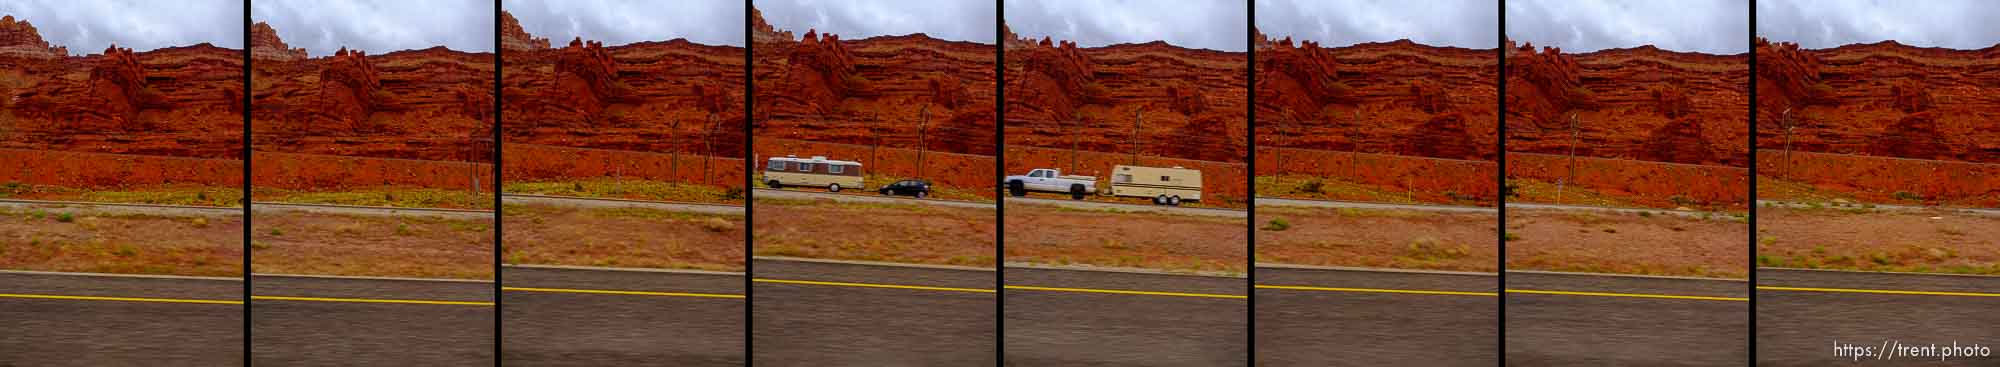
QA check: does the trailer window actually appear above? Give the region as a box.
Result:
[799,163,814,172]
[1114,174,1132,183]
[1160,176,1171,182]
[769,161,787,171]
[829,164,844,174]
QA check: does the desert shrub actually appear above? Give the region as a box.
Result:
[1261,218,1291,231]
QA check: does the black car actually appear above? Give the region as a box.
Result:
[878,179,932,198]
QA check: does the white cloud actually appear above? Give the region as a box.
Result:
[0,0,245,54]
[253,0,494,56]
[1256,0,1497,49]
[1005,0,1246,52]
[755,0,995,43]
[1757,0,2000,50]
[505,0,744,47]
[1506,0,1749,54]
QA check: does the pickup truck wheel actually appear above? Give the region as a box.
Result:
[1008,181,1026,197]
[1069,184,1086,200]
[766,180,781,189]
[828,184,842,192]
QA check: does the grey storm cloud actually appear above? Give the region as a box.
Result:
[754,0,995,43]
[505,0,744,47]
[253,0,494,56]
[1757,0,2000,50]
[1506,0,1749,54]
[0,0,244,55]
[1005,0,1247,52]
[1255,0,1497,49]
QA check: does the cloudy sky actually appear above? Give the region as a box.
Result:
[1758,0,2000,50]
[1506,0,1748,54]
[1006,0,1246,52]
[0,0,243,54]
[507,0,743,47]
[1256,0,1495,49]
[253,0,493,56]
[755,0,994,43]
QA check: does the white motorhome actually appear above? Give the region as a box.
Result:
[1105,165,1202,205]
[763,156,864,192]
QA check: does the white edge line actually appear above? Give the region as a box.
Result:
[751,188,995,209]
[1002,262,1247,279]
[250,202,494,214]
[1253,197,1498,213]
[1757,267,2000,279]
[251,273,494,283]
[1255,263,1499,277]
[1505,269,1749,282]
[753,256,996,272]
[502,194,745,214]
[503,263,745,276]
[0,269,243,281]
[0,199,239,214]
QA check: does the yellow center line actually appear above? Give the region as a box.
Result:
[1257,284,1497,297]
[251,295,494,306]
[1506,289,1748,302]
[1006,285,1246,299]
[753,278,996,293]
[0,293,241,305]
[503,286,744,299]
[1758,286,2000,298]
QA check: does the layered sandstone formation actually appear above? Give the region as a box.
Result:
[1505,40,1750,167]
[753,7,997,156]
[500,10,746,155]
[500,11,551,52]
[250,22,495,162]
[1002,24,1247,163]
[0,14,242,159]
[250,22,305,61]
[1253,30,1498,161]
[1754,38,2000,163]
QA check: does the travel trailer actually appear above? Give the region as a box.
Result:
[1105,165,1202,205]
[764,156,864,192]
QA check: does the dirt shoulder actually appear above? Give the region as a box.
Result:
[251,212,493,279]
[503,204,744,272]
[1506,209,1748,278]
[753,198,995,268]
[1256,205,1497,272]
[1758,207,2000,275]
[0,207,241,277]
[1005,202,1246,274]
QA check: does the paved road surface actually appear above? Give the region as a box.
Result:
[753,259,996,366]
[1005,267,1247,366]
[1007,197,1245,218]
[1757,268,2000,366]
[252,275,493,366]
[503,193,743,215]
[502,266,745,366]
[0,271,243,366]
[753,188,993,209]
[0,198,237,216]
[1257,197,1496,213]
[1256,267,1497,366]
[1505,271,1749,366]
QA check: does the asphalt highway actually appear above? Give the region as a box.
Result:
[1756,268,2000,366]
[0,271,243,366]
[501,266,745,366]
[1504,271,1750,366]
[752,259,997,366]
[1004,266,1248,367]
[1255,266,1498,366]
[251,274,494,366]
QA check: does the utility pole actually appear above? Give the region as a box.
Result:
[870,112,882,174]
[670,117,682,184]
[1068,119,1081,174]
[1559,113,1580,205]
[703,113,716,186]
[917,105,929,180]
[1130,110,1141,165]
[1780,108,1795,180]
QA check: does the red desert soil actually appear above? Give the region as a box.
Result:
[750,7,997,193]
[1004,203,1246,274]
[1505,209,1748,278]
[499,10,745,156]
[249,21,494,163]
[250,212,493,279]
[502,204,744,272]
[1255,206,1496,272]
[0,207,241,277]
[1756,207,2000,275]
[752,198,994,267]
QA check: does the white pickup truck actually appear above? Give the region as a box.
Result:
[1004,168,1097,199]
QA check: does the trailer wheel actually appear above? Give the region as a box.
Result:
[766,180,782,189]
[1154,195,1167,205]
[1069,184,1087,200]
[1167,196,1181,206]
[828,183,842,193]
[1008,180,1026,197]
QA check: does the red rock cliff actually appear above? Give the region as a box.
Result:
[501,11,746,156]
[1252,38,1497,161]
[1003,29,1247,163]
[1753,38,2000,163]
[0,14,241,159]
[250,22,306,61]
[251,22,495,162]
[1505,42,1749,167]
[753,7,997,156]
[500,11,550,52]
[0,15,66,59]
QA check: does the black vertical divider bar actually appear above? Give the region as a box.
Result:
[742,0,756,364]
[994,0,1007,364]
[1495,0,1508,364]
[1243,0,1256,365]
[240,1,253,364]
[1745,0,1758,364]
[491,0,504,364]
